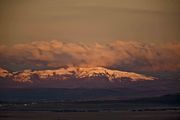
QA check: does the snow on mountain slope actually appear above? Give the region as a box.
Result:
[76,67,155,81]
[0,67,156,83]
[13,70,33,83]
[0,68,12,77]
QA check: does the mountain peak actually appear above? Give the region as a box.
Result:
[0,67,156,83]
[73,67,155,81]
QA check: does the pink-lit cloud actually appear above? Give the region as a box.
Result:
[0,40,180,72]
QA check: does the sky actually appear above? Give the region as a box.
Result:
[0,0,180,45]
[0,0,180,73]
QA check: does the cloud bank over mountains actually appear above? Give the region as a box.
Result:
[0,40,180,72]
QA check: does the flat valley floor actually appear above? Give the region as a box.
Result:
[0,111,180,120]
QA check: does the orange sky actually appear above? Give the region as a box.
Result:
[0,0,179,45]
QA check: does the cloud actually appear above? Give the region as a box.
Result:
[0,40,180,72]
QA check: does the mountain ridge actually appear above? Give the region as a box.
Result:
[0,67,156,83]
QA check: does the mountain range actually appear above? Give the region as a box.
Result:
[0,67,156,86]
[0,67,180,101]
[0,66,179,93]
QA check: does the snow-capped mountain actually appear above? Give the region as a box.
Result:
[0,68,12,77]
[0,67,156,83]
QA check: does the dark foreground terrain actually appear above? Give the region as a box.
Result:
[1,111,180,120]
[0,89,180,120]
[1,96,180,120]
